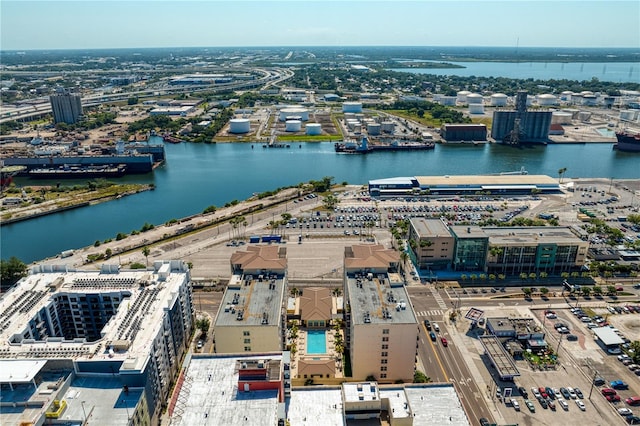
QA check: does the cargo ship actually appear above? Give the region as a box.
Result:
[335,136,435,154]
[614,130,640,152]
[28,164,127,179]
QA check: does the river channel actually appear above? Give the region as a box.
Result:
[3,139,639,263]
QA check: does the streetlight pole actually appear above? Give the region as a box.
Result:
[81,400,87,425]
[556,332,564,355]
[588,369,599,400]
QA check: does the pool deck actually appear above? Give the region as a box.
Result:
[292,329,345,379]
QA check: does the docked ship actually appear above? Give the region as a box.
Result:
[614,130,640,152]
[163,134,184,144]
[335,136,435,154]
[28,164,127,179]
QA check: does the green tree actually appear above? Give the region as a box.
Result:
[522,287,532,297]
[540,287,549,297]
[142,246,151,267]
[1,257,28,289]
[413,370,431,383]
[323,194,339,210]
[630,341,640,364]
[582,286,592,297]
[593,286,602,297]
[558,167,567,184]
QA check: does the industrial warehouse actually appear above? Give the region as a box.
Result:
[368,174,560,197]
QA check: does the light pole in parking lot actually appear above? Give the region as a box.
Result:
[588,369,599,400]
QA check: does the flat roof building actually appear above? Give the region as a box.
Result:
[408,218,455,270]
[344,245,418,383]
[369,174,560,197]
[214,246,287,353]
[50,92,82,124]
[0,261,193,426]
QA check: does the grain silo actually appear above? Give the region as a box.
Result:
[306,123,322,135]
[229,118,250,134]
[490,94,508,107]
[285,120,302,132]
[342,102,363,113]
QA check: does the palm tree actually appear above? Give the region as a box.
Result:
[558,167,567,184]
[540,287,549,298]
[142,246,150,267]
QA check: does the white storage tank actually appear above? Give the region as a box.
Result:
[552,111,573,125]
[380,121,395,133]
[285,120,302,132]
[560,91,573,101]
[367,123,381,135]
[620,110,638,121]
[456,90,471,104]
[342,102,363,113]
[439,96,456,106]
[468,103,485,114]
[467,93,483,104]
[344,113,356,120]
[229,118,251,134]
[537,94,557,106]
[582,94,597,106]
[305,123,322,135]
[279,108,309,121]
[490,93,508,107]
[562,108,580,119]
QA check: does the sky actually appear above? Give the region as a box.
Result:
[1,0,639,50]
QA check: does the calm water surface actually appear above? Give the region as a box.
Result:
[3,140,639,263]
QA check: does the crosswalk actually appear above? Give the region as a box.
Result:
[430,288,449,309]
[415,310,444,317]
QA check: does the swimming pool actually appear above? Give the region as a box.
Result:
[306,330,327,354]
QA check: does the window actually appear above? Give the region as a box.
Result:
[382,329,389,334]
[381,344,388,349]
[381,359,388,364]
[382,336,389,342]
[380,366,387,372]
[243,331,250,336]
[381,352,388,357]
[380,374,387,379]
[244,346,251,351]
[244,338,251,344]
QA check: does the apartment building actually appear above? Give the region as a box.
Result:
[343,245,418,383]
[214,246,287,353]
[408,218,455,270]
[0,261,193,426]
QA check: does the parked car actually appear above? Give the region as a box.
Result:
[531,387,541,399]
[558,398,569,411]
[545,387,554,400]
[537,396,548,409]
[607,395,622,403]
[539,387,549,399]
[628,416,640,425]
[576,400,586,411]
[575,388,584,399]
[553,388,562,399]
[547,399,556,410]
[511,399,520,411]
[602,388,618,396]
[525,399,536,412]
[567,334,579,341]
[561,387,571,399]
[618,407,633,416]
[612,380,630,390]
[567,387,577,399]
[479,418,490,426]
[626,396,640,406]
[594,377,606,386]
[518,386,528,399]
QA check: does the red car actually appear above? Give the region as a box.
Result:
[441,337,448,347]
[627,396,640,406]
[602,388,617,396]
[539,387,549,399]
[606,394,621,403]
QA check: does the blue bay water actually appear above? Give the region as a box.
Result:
[389,61,639,82]
[2,140,639,263]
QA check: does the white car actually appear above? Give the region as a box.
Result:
[558,398,569,411]
[619,407,633,416]
[531,387,541,398]
[433,323,440,332]
[575,399,586,411]
[511,399,520,411]
[567,387,577,399]
[553,388,562,399]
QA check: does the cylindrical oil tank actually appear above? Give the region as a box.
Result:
[305,123,322,135]
[490,93,508,106]
[279,108,309,121]
[577,111,592,122]
[380,121,395,133]
[439,96,456,106]
[229,118,250,134]
[537,94,557,106]
[342,102,363,113]
[456,90,471,104]
[367,123,381,135]
[344,113,356,120]
[285,120,302,132]
[620,110,637,121]
[560,91,573,101]
[562,108,580,119]
[468,103,485,114]
[552,111,573,125]
[467,93,483,104]
[582,94,597,106]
